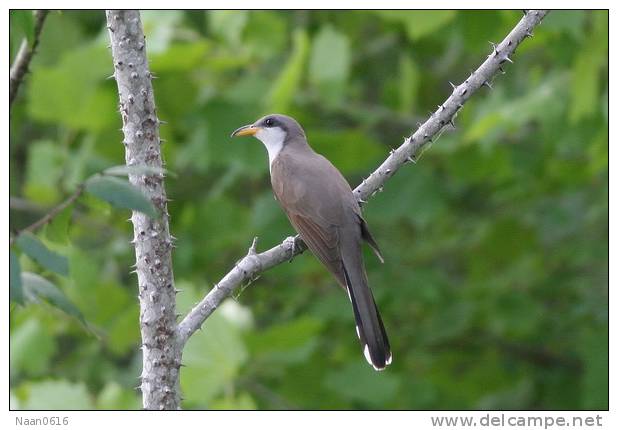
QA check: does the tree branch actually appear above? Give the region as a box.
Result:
[9,10,49,108]
[177,10,550,345]
[105,10,181,410]
[9,184,84,246]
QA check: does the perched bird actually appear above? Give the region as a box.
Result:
[232,114,392,370]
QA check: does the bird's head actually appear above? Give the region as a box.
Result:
[231,114,306,162]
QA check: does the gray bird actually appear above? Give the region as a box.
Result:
[232,114,392,370]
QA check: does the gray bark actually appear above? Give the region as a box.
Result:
[177,10,550,344]
[105,10,181,410]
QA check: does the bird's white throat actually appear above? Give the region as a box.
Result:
[255,127,286,169]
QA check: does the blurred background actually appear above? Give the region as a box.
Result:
[9,10,608,410]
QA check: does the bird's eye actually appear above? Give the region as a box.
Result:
[264,118,274,127]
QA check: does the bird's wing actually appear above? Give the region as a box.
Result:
[271,150,353,286]
[286,211,346,287]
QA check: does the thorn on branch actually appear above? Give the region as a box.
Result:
[248,237,259,256]
[489,41,499,55]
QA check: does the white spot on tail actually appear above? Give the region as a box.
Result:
[355,325,360,339]
[363,344,372,364]
[346,287,352,303]
[363,344,383,371]
[386,352,393,365]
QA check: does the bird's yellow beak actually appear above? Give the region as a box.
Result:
[231,125,260,138]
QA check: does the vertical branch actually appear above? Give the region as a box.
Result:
[10,10,49,108]
[105,10,181,410]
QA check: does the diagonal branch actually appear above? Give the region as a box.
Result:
[177,10,550,345]
[9,184,84,246]
[10,10,49,108]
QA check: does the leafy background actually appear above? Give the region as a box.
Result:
[9,10,608,410]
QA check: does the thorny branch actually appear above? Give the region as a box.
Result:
[10,10,49,108]
[177,10,550,344]
[106,10,181,410]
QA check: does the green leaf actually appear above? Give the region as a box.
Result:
[10,319,57,377]
[323,362,401,407]
[22,272,85,324]
[245,11,288,60]
[398,54,420,113]
[209,392,257,410]
[208,11,248,46]
[306,129,383,174]
[246,316,322,364]
[181,307,248,406]
[85,176,158,218]
[20,380,94,410]
[27,43,117,132]
[569,13,607,123]
[579,326,609,409]
[16,232,69,276]
[11,11,34,45]
[10,251,24,305]
[44,205,73,245]
[542,11,586,40]
[139,10,182,54]
[178,287,248,407]
[376,10,456,40]
[150,41,211,72]
[309,26,350,103]
[24,140,66,205]
[96,382,141,410]
[267,29,309,112]
[103,164,172,178]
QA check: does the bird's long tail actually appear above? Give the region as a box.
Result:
[342,255,392,371]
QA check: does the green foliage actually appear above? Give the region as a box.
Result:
[27,42,116,131]
[21,273,85,325]
[375,10,456,40]
[17,380,94,410]
[309,25,350,104]
[267,29,309,112]
[11,319,57,377]
[10,10,607,410]
[85,176,158,219]
[11,10,34,46]
[16,232,69,276]
[178,287,250,407]
[10,251,24,305]
[324,362,401,407]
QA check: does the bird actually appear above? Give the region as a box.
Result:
[231,114,392,370]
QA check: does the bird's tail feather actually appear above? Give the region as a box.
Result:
[342,262,392,371]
